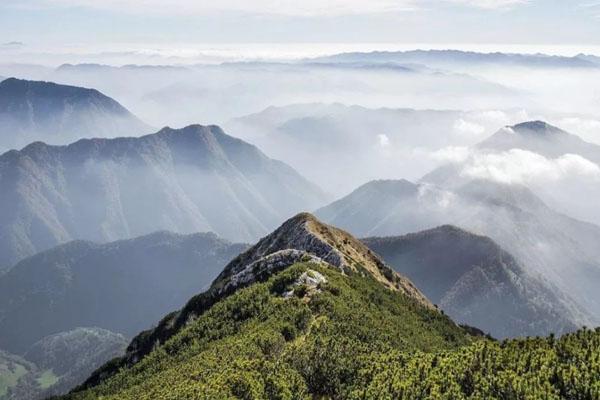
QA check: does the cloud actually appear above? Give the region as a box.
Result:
[5,0,529,16]
[460,149,600,184]
[13,0,419,16]
[2,41,24,47]
[445,0,528,9]
[429,146,471,163]
[418,184,457,208]
[555,117,600,145]
[376,133,391,147]
[453,118,486,137]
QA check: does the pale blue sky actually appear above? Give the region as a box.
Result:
[1,0,599,49]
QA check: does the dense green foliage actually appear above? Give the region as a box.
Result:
[64,262,466,399]
[352,329,600,399]
[63,263,600,399]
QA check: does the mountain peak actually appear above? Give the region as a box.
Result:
[0,78,150,150]
[0,77,102,98]
[214,212,432,307]
[477,120,579,155]
[509,121,566,136]
[106,214,434,375]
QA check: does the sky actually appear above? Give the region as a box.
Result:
[1,0,600,55]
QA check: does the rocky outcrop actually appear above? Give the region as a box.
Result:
[214,212,433,308]
[282,269,328,299]
[219,249,326,295]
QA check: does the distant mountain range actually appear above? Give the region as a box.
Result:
[363,226,577,338]
[0,124,326,268]
[0,78,150,151]
[0,230,247,355]
[226,103,526,195]
[1,327,126,400]
[310,49,599,69]
[316,178,598,331]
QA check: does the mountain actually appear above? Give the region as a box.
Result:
[0,78,150,151]
[425,121,600,225]
[21,328,127,399]
[363,226,578,338]
[478,121,600,164]
[0,328,127,400]
[315,179,597,331]
[60,214,600,399]
[577,53,600,65]
[311,50,598,69]
[0,231,247,354]
[96,212,434,372]
[62,213,468,398]
[0,124,326,268]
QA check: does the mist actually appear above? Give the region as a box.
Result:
[3,49,600,224]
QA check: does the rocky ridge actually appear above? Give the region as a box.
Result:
[77,213,434,390]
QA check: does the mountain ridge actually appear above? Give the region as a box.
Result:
[75,213,436,391]
[0,229,248,354]
[363,224,579,338]
[0,78,150,151]
[0,123,326,268]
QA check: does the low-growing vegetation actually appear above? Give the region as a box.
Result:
[62,263,600,399]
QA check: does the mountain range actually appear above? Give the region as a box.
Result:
[310,49,599,69]
[316,177,599,330]
[0,78,150,151]
[0,123,326,268]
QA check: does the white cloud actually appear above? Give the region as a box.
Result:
[460,149,600,184]
[453,118,486,137]
[376,133,391,147]
[418,184,457,208]
[555,117,600,145]
[429,146,471,163]
[446,0,528,9]
[7,0,529,16]
[17,0,419,16]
